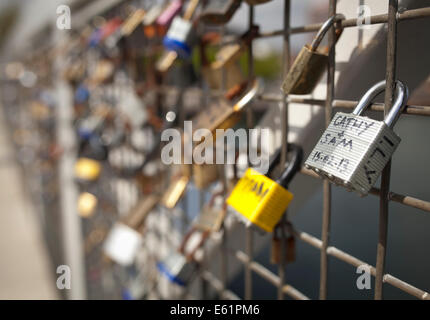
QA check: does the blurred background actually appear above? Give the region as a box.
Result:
[0,0,429,300]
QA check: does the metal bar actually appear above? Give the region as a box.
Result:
[235,251,310,300]
[244,226,253,300]
[319,0,336,300]
[277,0,291,301]
[257,94,430,116]
[375,0,398,300]
[201,271,241,300]
[257,7,430,38]
[293,229,430,300]
[244,3,255,301]
[300,167,430,214]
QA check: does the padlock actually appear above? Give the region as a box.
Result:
[162,0,200,59]
[156,50,178,73]
[163,16,196,58]
[281,14,345,95]
[192,163,219,190]
[227,143,303,233]
[107,144,146,178]
[160,174,190,209]
[194,192,227,233]
[78,192,98,218]
[143,5,164,38]
[120,9,146,37]
[74,157,102,182]
[157,228,208,286]
[270,224,296,264]
[104,9,147,49]
[156,0,183,36]
[189,78,261,145]
[89,59,115,86]
[304,80,409,196]
[201,27,258,91]
[200,0,242,25]
[103,195,160,266]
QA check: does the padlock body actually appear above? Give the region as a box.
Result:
[193,163,219,189]
[194,205,226,232]
[160,175,189,208]
[200,0,241,25]
[157,251,197,286]
[202,62,244,91]
[163,17,195,58]
[305,112,401,195]
[281,45,328,95]
[227,168,294,232]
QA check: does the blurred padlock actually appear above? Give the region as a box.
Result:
[281,14,345,95]
[304,80,409,196]
[192,163,219,190]
[189,78,261,146]
[160,174,190,209]
[163,0,200,59]
[194,193,226,233]
[78,192,98,218]
[103,195,160,266]
[120,9,146,37]
[157,228,208,286]
[74,157,102,182]
[200,0,242,25]
[143,5,164,38]
[227,144,303,232]
[156,0,183,36]
[201,27,258,91]
[270,225,296,264]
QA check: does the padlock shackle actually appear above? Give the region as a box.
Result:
[276,144,303,189]
[179,227,210,261]
[352,80,409,128]
[233,78,262,112]
[310,14,345,52]
[268,143,303,189]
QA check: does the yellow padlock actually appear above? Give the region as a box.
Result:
[74,157,102,181]
[77,192,98,218]
[227,144,303,232]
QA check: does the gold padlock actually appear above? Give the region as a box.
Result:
[160,174,190,209]
[281,14,345,95]
[78,192,98,218]
[121,9,146,37]
[192,163,219,190]
[190,78,261,146]
[194,192,227,233]
[123,195,161,231]
[201,27,258,91]
[74,157,102,182]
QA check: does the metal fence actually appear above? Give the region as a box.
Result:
[2,0,430,300]
[195,0,430,301]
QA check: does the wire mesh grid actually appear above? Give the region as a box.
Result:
[2,0,430,300]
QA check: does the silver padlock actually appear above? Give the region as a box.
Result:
[305,80,409,196]
[157,228,208,286]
